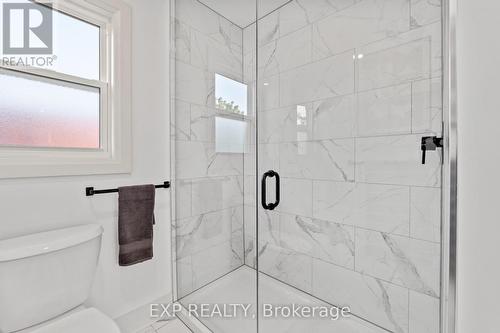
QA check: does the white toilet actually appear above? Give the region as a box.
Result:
[0,224,120,333]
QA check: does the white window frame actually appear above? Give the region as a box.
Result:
[0,0,131,178]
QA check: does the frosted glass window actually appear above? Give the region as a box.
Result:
[215,74,247,115]
[0,72,100,149]
[0,0,100,80]
[215,117,247,153]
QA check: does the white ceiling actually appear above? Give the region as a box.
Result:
[198,0,290,28]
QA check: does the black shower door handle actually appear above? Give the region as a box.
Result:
[261,170,280,210]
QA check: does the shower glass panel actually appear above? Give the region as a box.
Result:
[171,0,258,332]
[172,1,444,332]
[253,0,443,332]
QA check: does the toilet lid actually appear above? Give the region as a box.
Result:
[31,308,120,333]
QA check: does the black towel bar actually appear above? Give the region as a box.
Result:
[86,181,170,196]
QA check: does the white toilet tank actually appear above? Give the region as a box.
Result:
[0,224,104,333]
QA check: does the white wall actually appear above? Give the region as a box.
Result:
[0,0,172,326]
[457,0,500,332]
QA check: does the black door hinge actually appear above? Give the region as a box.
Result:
[421,136,443,164]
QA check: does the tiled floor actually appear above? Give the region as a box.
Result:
[136,319,192,333]
[179,266,386,333]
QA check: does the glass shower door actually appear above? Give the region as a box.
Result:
[254,1,444,333]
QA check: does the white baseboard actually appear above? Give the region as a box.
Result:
[115,294,172,333]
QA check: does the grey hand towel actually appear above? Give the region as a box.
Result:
[118,185,155,266]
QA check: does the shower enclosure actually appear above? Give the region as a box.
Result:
[170,0,456,332]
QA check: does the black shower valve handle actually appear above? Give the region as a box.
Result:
[421,136,443,165]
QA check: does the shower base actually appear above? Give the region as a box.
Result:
[179,266,386,333]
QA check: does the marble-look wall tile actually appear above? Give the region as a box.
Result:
[358,38,431,91]
[409,291,440,333]
[258,10,280,46]
[357,21,442,90]
[191,240,243,290]
[280,50,355,107]
[355,229,441,297]
[232,206,244,232]
[243,175,256,207]
[312,0,410,60]
[357,83,412,136]
[206,150,244,177]
[231,228,245,265]
[176,256,194,298]
[278,178,313,217]
[279,140,355,181]
[176,0,242,52]
[173,100,191,141]
[259,104,313,143]
[243,23,256,55]
[176,141,243,179]
[255,0,363,51]
[175,0,246,297]
[243,144,280,177]
[313,181,410,235]
[190,29,243,80]
[191,175,223,215]
[244,206,280,244]
[243,50,256,84]
[279,213,355,269]
[190,105,215,142]
[176,140,209,179]
[259,74,280,111]
[192,112,248,148]
[412,77,443,134]
[176,207,242,258]
[191,176,243,215]
[259,25,312,77]
[312,94,356,140]
[175,179,192,220]
[176,2,444,330]
[244,236,257,268]
[255,143,280,176]
[410,0,442,29]
[277,1,310,37]
[313,259,409,333]
[355,134,441,187]
[410,187,441,243]
[280,0,360,36]
[175,61,214,106]
[258,242,313,293]
[174,19,191,63]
